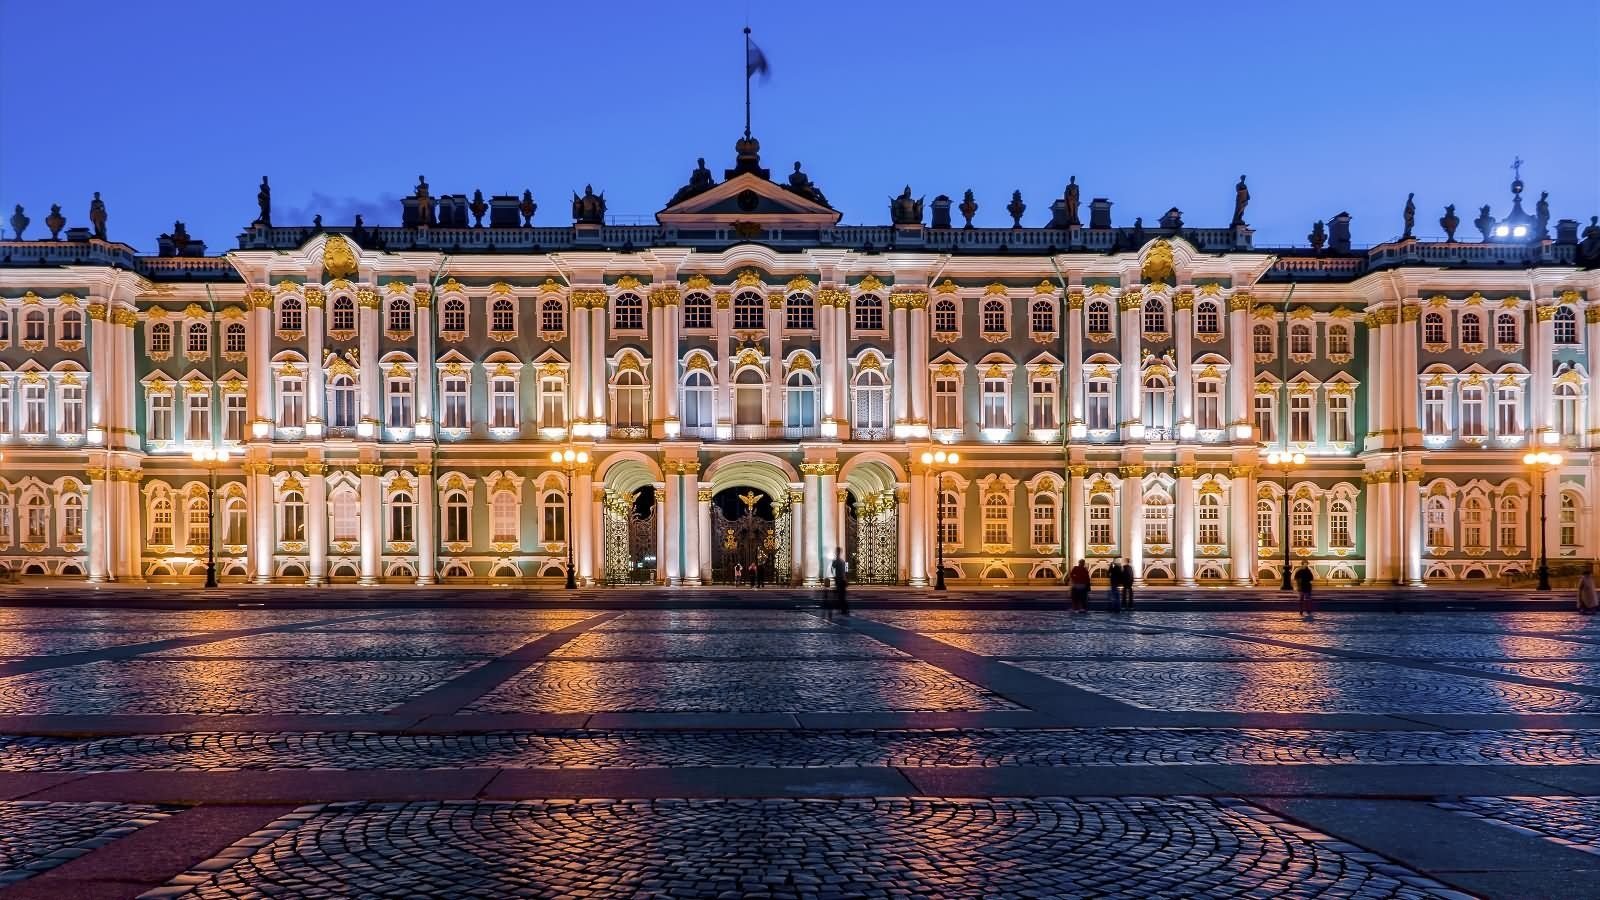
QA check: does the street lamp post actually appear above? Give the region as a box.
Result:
[1524,450,1563,592]
[550,446,589,590]
[920,449,959,591]
[1264,450,1306,591]
[191,445,229,589]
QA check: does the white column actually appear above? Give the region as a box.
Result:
[650,295,667,428]
[1532,301,1556,441]
[1119,467,1145,582]
[895,485,910,583]
[415,462,435,585]
[891,298,909,430]
[414,291,434,434]
[909,297,929,428]
[1067,292,1086,427]
[654,482,667,584]
[833,295,850,439]
[663,470,682,585]
[802,467,822,585]
[1543,468,1562,572]
[357,289,381,438]
[575,468,595,584]
[767,292,785,431]
[1118,291,1141,434]
[662,290,681,432]
[908,471,928,586]
[1229,467,1255,585]
[306,293,326,436]
[831,482,847,568]
[248,289,274,436]
[87,301,109,440]
[307,462,327,585]
[682,463,701,584]
[788,487,804,585]
[1363,473,1384,584]
[571,293,591,424]
[87,470,109,582]
[591,485,606,582]
[1398,302,1421,444]
[589,301,606,430]
[1227,294,1251,440]
[250,462,273,583]
[1403,473,1425,586]
[1175,464,1196,585]
[698,485,714,584]
[1174,291,1194,430]
[358,462,380,584]
[1370,312,1392,447]
[818,292,838,430]
[715,294,732,430]
[1067,465,1087,565]
[118,473,142,581]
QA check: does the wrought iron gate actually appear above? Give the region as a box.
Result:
[603,487,658,584]
[847,489,899,584]
[711,490,776,584]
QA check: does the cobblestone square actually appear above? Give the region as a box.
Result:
[0,801,171,887]
[550,629,909,660]
[928,629,1311,659]
[146,630,539,659]
[1437,797,1600,857]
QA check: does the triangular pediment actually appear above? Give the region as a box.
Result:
[657,173,841,228]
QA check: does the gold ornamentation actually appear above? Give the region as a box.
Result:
[858,353,883,371]
[1199,283,1222,296]
[1227,294,1251,312]
[650,287,681,307]
[87,303,107,321]
[1175,464,1198,478]
[799,461,840,476]
[685,353,712,372]
[304,462,327,475]
[984,282,1009,296]
[736,348,762,369]
[713,292,731,310]
[1536,305,1559,322]
[786,353,812,371]
[935,279,959,294]
[734,270,763,288]
[1118,464,1147,478]
[323,235,359,279]
[357,463,383,477]
[1118,291,1144,311]
[356,289,379,309]
[1141,239,1175,283]
[697,487,714,502]
[684,274,712,291]
[615,275,643,291]
[248,288,274,308]
[768,290,785,309]
[1587,307,1600,325]
[275,279,299,295]
[1173,292,1194,310]
[856,274,885,293]
[787,276,815,292]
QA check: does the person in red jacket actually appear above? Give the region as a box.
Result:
[1068,559,1091,614]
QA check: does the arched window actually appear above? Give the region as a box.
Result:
[1256,498,1276,547]
[1086,301,1111,333]
[1252,324,1273,355]
[853,369,888,438]
[540,298,564,333]
[492,491,519,543]
[23,494,47,542]
[490,298,515,334]
[1422,313,1445,345]
[184,321,208,355]
[785,370,817,433]
[733,291,764,330]
[331,297,355,332]
[1327,324,1351,356]
[1497,496,1524,548]
[734,368,765,426]
[933,299,957,333]
[1198,494,1223,544]
[684,292,712,330]
[1426,497,1451,547]
[1031,494,1057,546]
[279,298,303,333]
[1561,493,1581,549]
[613,292,643,331]
[854,294,884,331]
[981,300,1007,334]
[982,493,1010,545]
[1195,301,1220,335]
[1459,312,1482,344]
[225,322,246,354]
[328,375,358,429]
[225,497,248,545]
[1289,324,1312,355]
[441,298,466,334]
[1496,313,1519,346]
[1556,383,1581,437]
[612,369,647,429]
[1142,375,1172,431]
[61,310,83,343]
[1290,498,1315,549]
[387,297,412,333]
[150,322,172,354]
[1460,495,1487,548]
[388,491,415,543]
[785,293,814,330]
[23,309,46,343]
[281,490,306,543]
[186,495,208,547]
[0,494,11,544]
[938,490,961,544]
[329,490,358,542]
[443,491,470,544]
[1087,495,1113,545]
[1329,499,1354,548]
[1555,307,1578,344]
[61,494,84,544]
[682,370,714,430]
[147,496,172,544]
[1142,298,1166,335]
[542,489,566,542]
[1030,299,1056,334]
[1145,495,1171,544]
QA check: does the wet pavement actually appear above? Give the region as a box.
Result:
[1,600,1598,897]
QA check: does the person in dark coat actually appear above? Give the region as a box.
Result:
[1118,558,1134,611]
[1068,559,1091,614]
[831,547,850,617]
[1105,561,1123,612]
[1294,563,1315,617]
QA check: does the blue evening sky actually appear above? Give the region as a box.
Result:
[2,0,1596,254]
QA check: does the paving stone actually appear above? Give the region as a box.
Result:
[0,800,171,886]
[551,630,908,660]
[1437,796,1600,857]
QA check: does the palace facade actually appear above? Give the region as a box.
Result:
[2,138,1597,587]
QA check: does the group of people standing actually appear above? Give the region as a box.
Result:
[730,559,771,589]
[1067,559,1319,617]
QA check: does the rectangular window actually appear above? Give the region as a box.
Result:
[1461,387,1485,437]
[937,491,960,544]
[332,496,359,542]
[60,384,84,435]
[1087,381,1112,430]
[1290,394,1312,443]
[1032,500,1057,546]
[1030,377,1057,430]
[386,379,413,428]
[491,379,518,429]
[279,377,305,429]
[539,376,565,429]
[0,384,11,434]
[1423,387,1447,434]
[1196,381,1221,431]
[1144,502,1170,545]
[1088,502,1112,545]
[1496,387,1519,434]
[1291,504,1314,549]
[224,394,247,442]
[186,393,210,442]
[1327,393,1352,443]
[148,393,173,442]
[982,501,1009,545]
[1254,394,1275,443]
[981,379,1007,430]
[932,377,960,430]
[1462,504,1485,548]
[23,384,46,433]
[441,377,468,430]
[1198,501,1222,545]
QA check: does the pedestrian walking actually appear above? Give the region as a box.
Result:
[1294,563,1315,617]
[1106,561,1123,612]
[831,547,850,617]
[1069,559,1091,614]
[1117,558,1134,611]
[1578,568,1598,615]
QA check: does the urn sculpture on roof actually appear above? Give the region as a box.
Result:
[1439,204,1460,242]
[1006,190,1026,228]
[8,205,27,240]
[45,204,65,240]
[519,190,537,226]
[1473,205,1494,242]
[889,186,924,226]
[959,190,978,229]
[470,190,488,228]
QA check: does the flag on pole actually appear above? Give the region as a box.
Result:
[746,33,770,80]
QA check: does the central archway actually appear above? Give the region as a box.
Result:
[711,488,776,584]
[703,453,800,586]
[841,453,906,584]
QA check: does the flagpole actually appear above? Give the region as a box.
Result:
[743,27,752,138]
